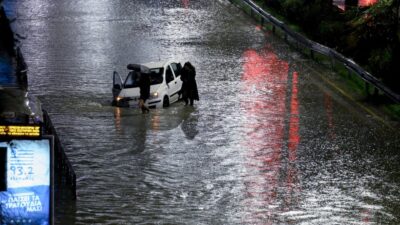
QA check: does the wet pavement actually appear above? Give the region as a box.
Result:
[4,0,400,224]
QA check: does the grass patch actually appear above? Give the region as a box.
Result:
[384,105,400,121]
[334,62,368,96]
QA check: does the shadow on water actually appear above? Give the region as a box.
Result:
[113,102,199,146]
[181,108,199,140]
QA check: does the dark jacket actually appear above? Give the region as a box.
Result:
[139,72,150,101]
[187,66,199,101]
[180,63,199,101]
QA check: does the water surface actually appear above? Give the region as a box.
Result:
[5,0,400,224]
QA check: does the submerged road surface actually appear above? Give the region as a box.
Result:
[6,0,400,224]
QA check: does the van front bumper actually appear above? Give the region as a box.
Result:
[114,97,162,108]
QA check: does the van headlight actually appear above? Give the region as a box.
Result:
[114,96,130,107]
[116,96,124,102]
[150,92,159,99]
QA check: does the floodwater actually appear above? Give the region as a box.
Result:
[5,0,400,224]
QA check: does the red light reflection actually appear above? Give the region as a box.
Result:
[182,0,189,8]
[241,46,288,158]
[288,71,300,155]
[286,71,301,208]
[324,93,336,140]
[241,45,301,221]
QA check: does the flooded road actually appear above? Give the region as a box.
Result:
[5,0,400,224]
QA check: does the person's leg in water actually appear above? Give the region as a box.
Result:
[139,99,149,113]
[189,98,194,106]
[182,90,188,105]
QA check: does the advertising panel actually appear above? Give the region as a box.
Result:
[0,138,53,225]
[0,126,41,138]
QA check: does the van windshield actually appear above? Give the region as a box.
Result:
[124,71,140,88]
[124,68,164,88]
[149,68,163,85]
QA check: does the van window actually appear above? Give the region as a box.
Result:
[124,71,140,88]
[149,68,164,85]
[166,66,174,84]
[171,63,181,77]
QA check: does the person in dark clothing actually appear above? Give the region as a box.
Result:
[138,72,150,114]
[180,62,199,106]
[180,64,188,102]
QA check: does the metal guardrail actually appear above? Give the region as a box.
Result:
[42,110,77,200]
[230,0,400,103]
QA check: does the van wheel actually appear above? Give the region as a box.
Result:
[163,96,170,108]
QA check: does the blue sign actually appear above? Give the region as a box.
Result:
[0,139,52,225]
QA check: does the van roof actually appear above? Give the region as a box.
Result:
[142,61,168,69]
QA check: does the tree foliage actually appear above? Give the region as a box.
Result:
[262,0,400,92]
[343,0,400,90]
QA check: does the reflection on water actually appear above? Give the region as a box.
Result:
[288,71,300,152]
[8,0,400,223]
[324,93,336,140]
[241,44,299,223]
[287,71,300,214]
[180,108,199,140]
[182,0,190,9]
[114,105,197,136]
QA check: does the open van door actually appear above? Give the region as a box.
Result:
[171,62,182,78]
[112,71,123,99]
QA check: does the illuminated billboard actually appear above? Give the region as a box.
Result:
[0,125,41,137]
[0,138,53,225]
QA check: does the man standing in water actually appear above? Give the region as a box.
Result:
[138,71,150,114]
[181,62,199,106]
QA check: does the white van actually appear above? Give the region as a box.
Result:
[112,60,183,108]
